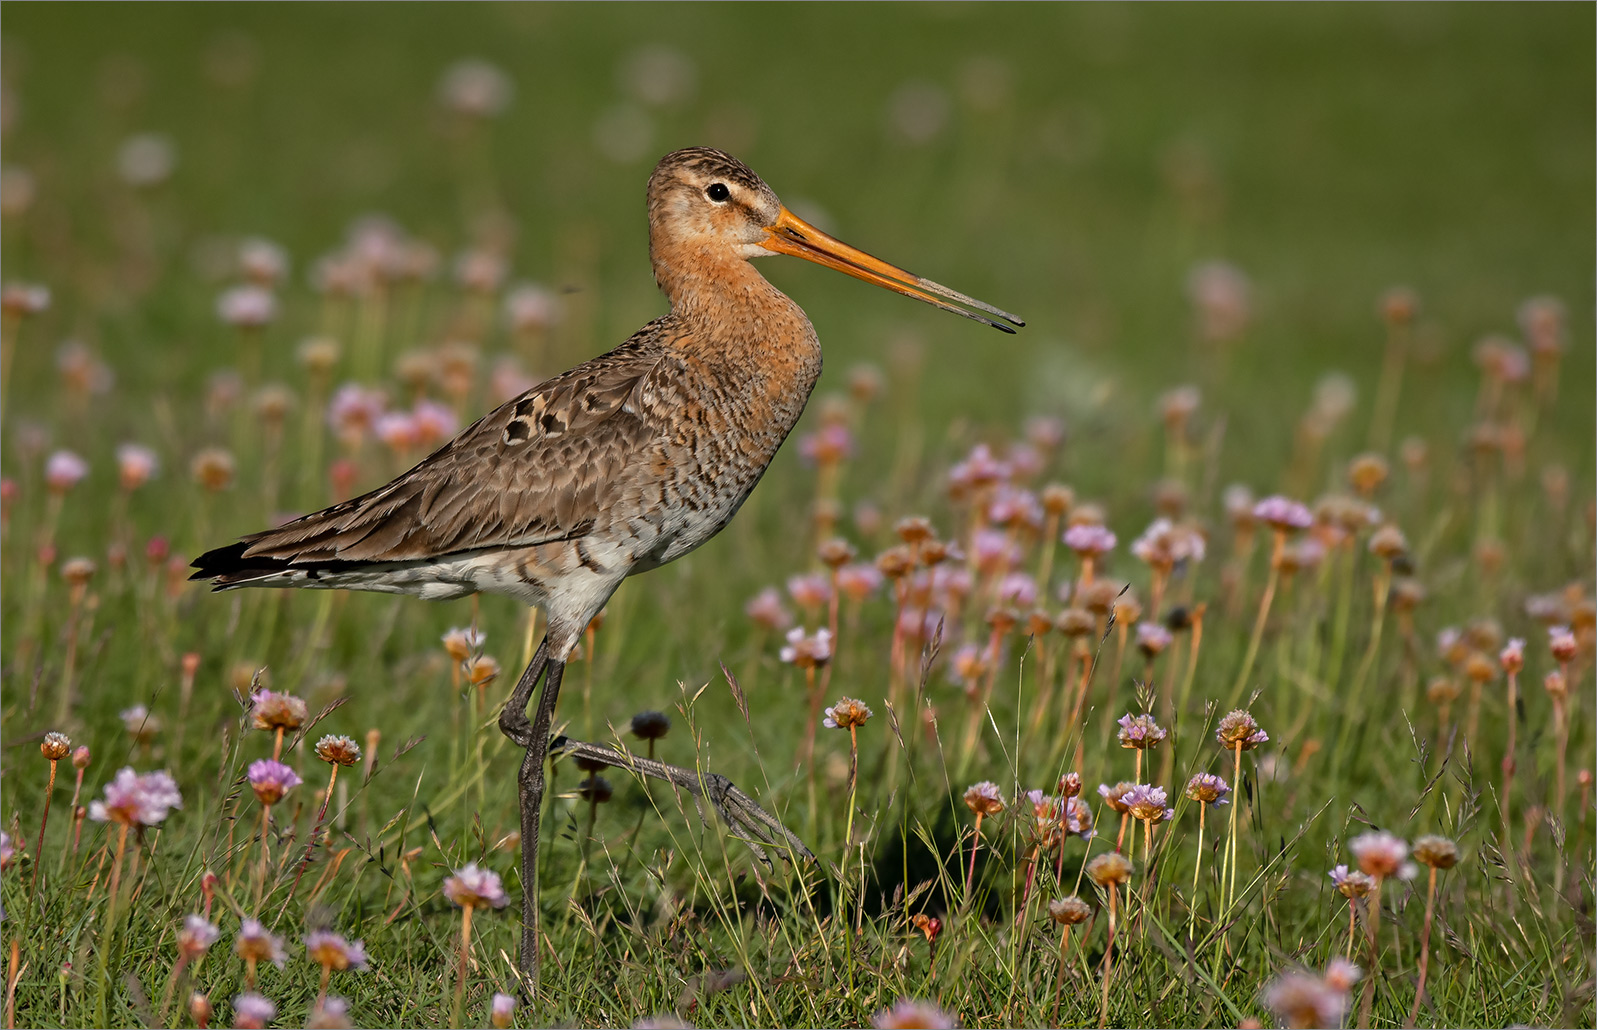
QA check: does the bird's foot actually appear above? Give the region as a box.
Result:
[549,736,814,866]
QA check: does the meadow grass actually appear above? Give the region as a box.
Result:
[1,5,1593,1028]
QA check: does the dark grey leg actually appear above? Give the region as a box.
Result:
[497,640,561,995]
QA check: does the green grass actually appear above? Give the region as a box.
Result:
[1,4,1593,1027]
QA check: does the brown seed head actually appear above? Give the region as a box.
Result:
[1041,483,1074,516]
[61,557,97,588]
[817,537,856,569]
[823,697,873,731]
[1425,676,1460,705]
[1056,608,1095,638]
[1347,453,1390,495]
[1389,578,1425,612]
[894,516,935,545]
[1078,579,1120,615]
[250,690,307,731]
[1367,525,1407,562]
[1411,835,1459,870]
[314,735,363,767]
[1086,851,1132,887]
[1462,651,1496,684]
[875,546,916,580]
[41,731,71,761]
[1380,286,1419,325]
[190,447,236,491]
[630,710,671,741]
[1048,896,1092,925]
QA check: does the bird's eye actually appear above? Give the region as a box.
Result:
[705,182,730,203]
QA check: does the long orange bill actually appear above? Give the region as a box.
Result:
[759,207,1025,333]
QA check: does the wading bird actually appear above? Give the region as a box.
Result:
[193,147,1023,990]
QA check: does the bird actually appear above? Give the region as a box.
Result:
[191,146,1024,991]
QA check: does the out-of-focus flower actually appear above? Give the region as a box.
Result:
[177,914,221,959]
[1,832,14,871]
[1185,773,1230,805]
[441,627,486,664]
[304,930,368,972]
[1253,495,1312,531]
[191,448,236,492]
[443,863,509,909]
[490,992,517,1029]
[307,996,352,1030]
[578,775,612,803]
[238,238,289,285]
[45,450,89,493]
[871,997,957,1030]
[117,443,160,491]
[439,58,513,118]
[1086,851,1132,887]
[1132,518,1206,569]
[327,383,385,441]
[963,781,1005,816]
[1064,796,1095,839]
[117,133,176,187]
[836,563,885,602]
[1329,864,1376,899]
[1,282,50,316]
[823,697,873,730]
[1048,896,1092,925]
[786,572,832,609]
[1216,710,1268,751]
[234,918,287,967]
[89,767,182,826]
[250,690,307,731]
[779,627,832,669]
[1187,261,1251,341]
[232,993,276,1029]
[1098,781,1135,814]
[1135,622,1173,657]
[630,711,671,741]
[1549,625,1579,663]
[1349,831,1410,879]
[216,285,277,328]
[1063,523,1116,555]
[1262,966,1348,1030]
[1411,835,1460,870]
[247,759,301,806]
[121,705,161,742]
[799,422,854,465]
[1500,638,1525,674]
[745,587,793,631]
[503,282,562,334]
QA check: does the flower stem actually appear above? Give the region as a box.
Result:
[965,813,985,900]
[1405,866,1438,1029]
[1229,531,1283,708]
[32,760,57,897]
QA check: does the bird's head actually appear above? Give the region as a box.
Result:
[646,147,1023,333]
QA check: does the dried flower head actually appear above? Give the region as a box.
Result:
[234,918,288,967]
[1411,835,1460,870]
[249,689,308,732]
[304,930,368,972]
[314,735,362,767]
[963,781,1005,817]
[1349,831,1409,879]
[1185,773,1231,805]
[40,731,71,761]
[823,697,873,730]
[817,537,857,569]
[1048,896,1092,925]
[1086,851,1133,887]
[871,998,957,1030]
[1117,713,1168,750]
[307,996,353,1030]
[190,447,237,491]
[1216,709,1268,751]
[89,768,183,826]
[177,914,221,960]
[630,710,671,741]
[232,993,276,1030]
[1057,772,1082,798]
[1056,607,1095,637]
[443,863,509,909]
[1367,524,1408,561]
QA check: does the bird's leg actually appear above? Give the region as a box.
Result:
[497,638,550,747]
[548,735,814,866]
[497,639,561,996]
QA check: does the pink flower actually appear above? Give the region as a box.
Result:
[947,442,1009,494]
[1549,625,1579,663]
[442,863,509,909]
[177,914,220,959]
[1252,495,1313,531]
[116,443,159,491]
[786,572,832,609]
[234,918,288,967]
[238,238,289,285]
[45,450,89,493]
[1063,795,1095,839]
[995,572,1037,608]
[1063,523,1116,556]
[247,759,302,806]
[216,285,277,328]
[744,587,793,631]
[490,992,517,1029]
[89,767,183,826]
[1135,622,1173,656]
[0,832,12,870]
[304,930,368,971]
[375,412,419,452]
[326,383,385,439]
[871,998,957,1029]
[1216,709,1269,751]
[1185,773,1230,805]
[1026,415,1066,450]
[798,422,853,465]
[1121,784,1174,823]
[231,993,276,1029]
[503,283,561,333]
[779,627,832,669]
[1349,831,1409,879]
[962,781,1005,816]
[1117,713,1168,749]
[1131,518,1206,567]
[438,58,514,118]
[1262,967,1346,1030]
[971,527,1019,572]
[1329,865,1376,899]
[1500,638,1525,674]
[835,563,885,602]
[411,400,458,447]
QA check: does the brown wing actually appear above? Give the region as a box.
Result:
[229,325,673,566]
